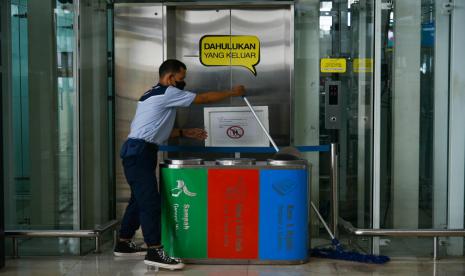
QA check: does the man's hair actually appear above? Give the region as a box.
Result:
[159,59,187,77]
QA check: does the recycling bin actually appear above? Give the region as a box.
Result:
[258,159,309,261]
[160,158,208,259]
[160,158,309,264]
[207,159,259,260]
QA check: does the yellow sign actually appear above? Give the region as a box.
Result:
[320,58,347,73]
[353,58,373,73]
[200,35,260,76]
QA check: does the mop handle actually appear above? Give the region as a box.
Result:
[310,201,335,240]
[242,96,279,153]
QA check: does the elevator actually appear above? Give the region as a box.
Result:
[115,2,294,221]
[115,3,293,144]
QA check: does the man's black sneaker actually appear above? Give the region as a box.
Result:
[113,240,147,257]
[144,246,185,270]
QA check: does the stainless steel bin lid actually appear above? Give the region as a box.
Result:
[215,158,256,166]
[164,158,204,165]
[267,159,307,166]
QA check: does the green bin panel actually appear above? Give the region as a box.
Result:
[161,168,207,258]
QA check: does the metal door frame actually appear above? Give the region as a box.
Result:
[163,1,293,7]
[447,0,465,256]
[0,0,9,267]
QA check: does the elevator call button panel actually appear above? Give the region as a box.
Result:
[325,81,342,129]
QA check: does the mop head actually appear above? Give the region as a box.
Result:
[273,146,303,160]
[311,239,390,264]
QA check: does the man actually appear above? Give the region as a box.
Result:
[113,59,245,270]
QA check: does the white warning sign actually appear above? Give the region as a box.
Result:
[204,106,269,147]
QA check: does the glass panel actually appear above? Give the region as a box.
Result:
[295,0,374,252]
[3,0,79,255]
[4,0,114,255]
[56,0,77,233]
[379,0,446,257]
[9,0,30,229]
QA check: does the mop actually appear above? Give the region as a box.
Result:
[310,202,390,264]
[242,95,390,264]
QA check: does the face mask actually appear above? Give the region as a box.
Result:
[175,80,186,90]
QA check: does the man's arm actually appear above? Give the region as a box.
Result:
[193,85,245,104]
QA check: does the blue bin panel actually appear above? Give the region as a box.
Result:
[259,169,308,260]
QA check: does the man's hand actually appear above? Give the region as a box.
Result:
[231,85,245,97]
[182,128,208,141]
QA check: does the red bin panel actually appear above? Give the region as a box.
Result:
[207,169,259,259]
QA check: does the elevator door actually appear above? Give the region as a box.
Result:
[168,6,292,148]
[114,3,293,230]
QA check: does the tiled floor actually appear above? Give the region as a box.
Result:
[2,245,465,276]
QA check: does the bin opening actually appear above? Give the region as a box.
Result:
[267,159,307,166]
[215,158,256,166]
[164,158,204,165]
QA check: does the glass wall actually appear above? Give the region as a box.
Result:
[294,0,374,252]
[295,0,463,258]
[9,0,30,230]
[2,0,79,255]
[2,0,114,255]
[378,0,450,256]
[56,0,77,236]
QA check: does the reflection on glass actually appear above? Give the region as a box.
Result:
[55,0,76,230]
[380,0,436,229]
[318,0,374,228]
[10,0,30,229]
[379,0,440,257]
[4,0,78,255]
[295,0,374,254]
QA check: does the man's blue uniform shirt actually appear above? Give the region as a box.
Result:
[128,84,196,145]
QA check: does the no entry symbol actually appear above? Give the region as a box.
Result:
[226,126,244,139]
